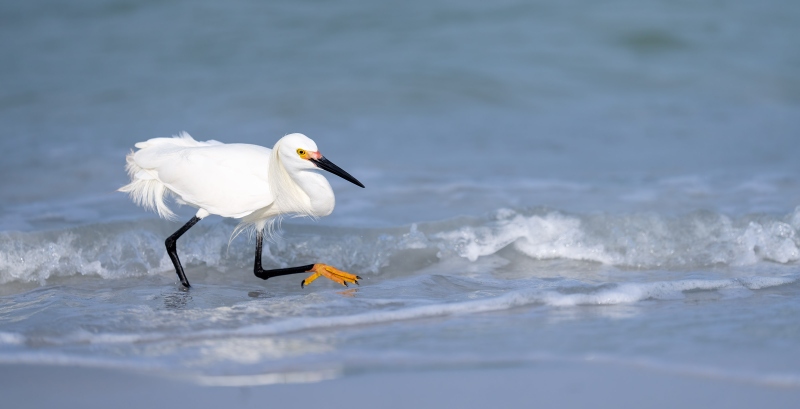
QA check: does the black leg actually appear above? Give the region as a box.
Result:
[253,230,314,281]
[165,216,201,288]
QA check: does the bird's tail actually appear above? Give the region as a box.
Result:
[118,150,177,220]
[120,132,222,220]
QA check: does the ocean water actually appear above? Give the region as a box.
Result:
[2,0,800,390]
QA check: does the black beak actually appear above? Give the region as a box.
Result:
[311,156,365,188]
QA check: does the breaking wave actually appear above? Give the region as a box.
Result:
[1,207,799,285]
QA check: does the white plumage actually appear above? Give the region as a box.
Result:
[121,132,335,231]
[120,131,364,289]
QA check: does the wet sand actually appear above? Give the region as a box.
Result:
[2,362,798,409]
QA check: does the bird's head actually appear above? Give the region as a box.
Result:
[277,133,365,188]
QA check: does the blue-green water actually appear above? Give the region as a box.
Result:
[1,0,799,391]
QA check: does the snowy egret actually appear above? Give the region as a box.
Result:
[119,132,365,289]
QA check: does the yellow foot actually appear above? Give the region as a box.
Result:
[301,264,361,288]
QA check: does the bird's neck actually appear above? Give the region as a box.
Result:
[292,170,335,217]
[267,149,331,219]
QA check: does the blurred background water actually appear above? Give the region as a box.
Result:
[1,0,799,389]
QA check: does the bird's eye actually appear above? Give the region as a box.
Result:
[296,149,306,156]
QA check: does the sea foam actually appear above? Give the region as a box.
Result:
[437,208,800,268]
[1,208,799,285]
[24,274,797,348]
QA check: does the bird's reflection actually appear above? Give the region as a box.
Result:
[247,290,273,299]
[163,289,192,310]
[337,288,358,298]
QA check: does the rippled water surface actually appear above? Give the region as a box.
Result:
[1,0,799,387]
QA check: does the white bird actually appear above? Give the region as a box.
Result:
[119,132,364,288]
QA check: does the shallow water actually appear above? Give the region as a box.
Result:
[1,0,799,389]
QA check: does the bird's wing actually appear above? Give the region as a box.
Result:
[136,143,275,218]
